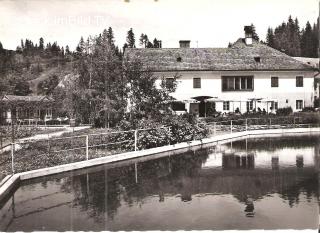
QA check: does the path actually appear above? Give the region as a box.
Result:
[0,126,91,153]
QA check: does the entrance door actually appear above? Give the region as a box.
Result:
[199,101,205,117]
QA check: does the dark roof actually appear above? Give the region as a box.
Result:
[1,95,54,102]
[124,39,315,72]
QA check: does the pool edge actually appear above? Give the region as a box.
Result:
[1,127,320,201]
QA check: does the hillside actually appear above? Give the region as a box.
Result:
[0,48,76,95]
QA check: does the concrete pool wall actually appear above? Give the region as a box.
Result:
[1,126,320,201]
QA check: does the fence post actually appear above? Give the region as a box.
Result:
[85,135,89,160]
[11,143,15,174]
[230,120,233,134]
[134,129,138,151]
[245,119,248,131]
[269,118,272,129]
[47,134,50,153]
[213,122,216,136]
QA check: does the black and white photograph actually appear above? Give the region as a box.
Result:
[0,0,319,231]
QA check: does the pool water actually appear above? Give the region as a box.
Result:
[0,135,319,231]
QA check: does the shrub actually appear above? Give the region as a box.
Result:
[276,107,293,116]
[302,107,315,112]
[113,114,209,150]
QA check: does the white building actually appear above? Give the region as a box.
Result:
[125,26,317,117]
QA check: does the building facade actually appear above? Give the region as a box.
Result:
[0,95,54,125]
[125,27,317,117]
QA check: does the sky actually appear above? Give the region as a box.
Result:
[0,0,318,51]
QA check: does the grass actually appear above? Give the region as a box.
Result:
[0,126,66,149]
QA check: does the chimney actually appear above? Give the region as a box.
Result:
[179,40,190,48]
[244,26,253,46]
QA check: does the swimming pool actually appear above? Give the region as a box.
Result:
[0,135,319,231]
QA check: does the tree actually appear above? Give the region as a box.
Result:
[76,36,85,54]
[65,45,71,55]
[301,21,316,57]
[266,27,275,47]
[39,37,44,50]
[251,24,259,41]
[13,80,32,96]
[38,75,59,95]
[153,38,161,48]
[123,59,178,121]
[20,39,24,50]
[139,33,149,48]
[123,43,128,53]
[0,41,3,51]
[106,27,115,46]
[72,30,126,125]
[126,28,135,48]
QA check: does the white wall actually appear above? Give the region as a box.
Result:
[155,70,315,113]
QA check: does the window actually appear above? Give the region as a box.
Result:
[172,102,186,111]
[193,78,201,88]
[222,76,254,91]
[296,76,303,87]
[177,57,182,62]
[296,100,303,110]
[254,56,261,62]
[271,77,279,87]
[286,99,289,103]
[46,108,52,117]
[271,102,278,110]
[246,101,253,111]
[223,101,230,111]
[165,78,174,89]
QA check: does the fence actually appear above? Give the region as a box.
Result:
[1,116,320,182]
[0,126,171,178]
[205,116,319,136]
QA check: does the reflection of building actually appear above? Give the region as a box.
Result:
[244,197,255,218]
[296,155,304,168]
[0,95,54,124]
[271,156,279,170]
[222,153,255,170]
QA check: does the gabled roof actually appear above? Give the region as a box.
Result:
[124,39,315,72]
[1,95,54,102]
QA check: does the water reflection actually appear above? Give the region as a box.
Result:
[0,135,319,231]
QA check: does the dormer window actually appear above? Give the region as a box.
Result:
[177,57,182,62]
[254,56,261,62]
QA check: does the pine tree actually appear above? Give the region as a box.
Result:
[153,38,160,48]
[251,24,259,41]
[0,41,3,51]
[146,41,153,48]
[106,27,115,46]
[286,16,301,56]
[76,36,85,54]
[126,28,135,48]
[39,37,44,50]
[123,43,128,53]
[312,22,319,58]
[301,21,315,57]
[21,39,24,50]
[65,45,71,55]
[139,33,149,48]
[266,28,275,47]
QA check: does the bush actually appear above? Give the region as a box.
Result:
[276,107,293,116]
[302,107,315,112]
[113,114,209,150]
